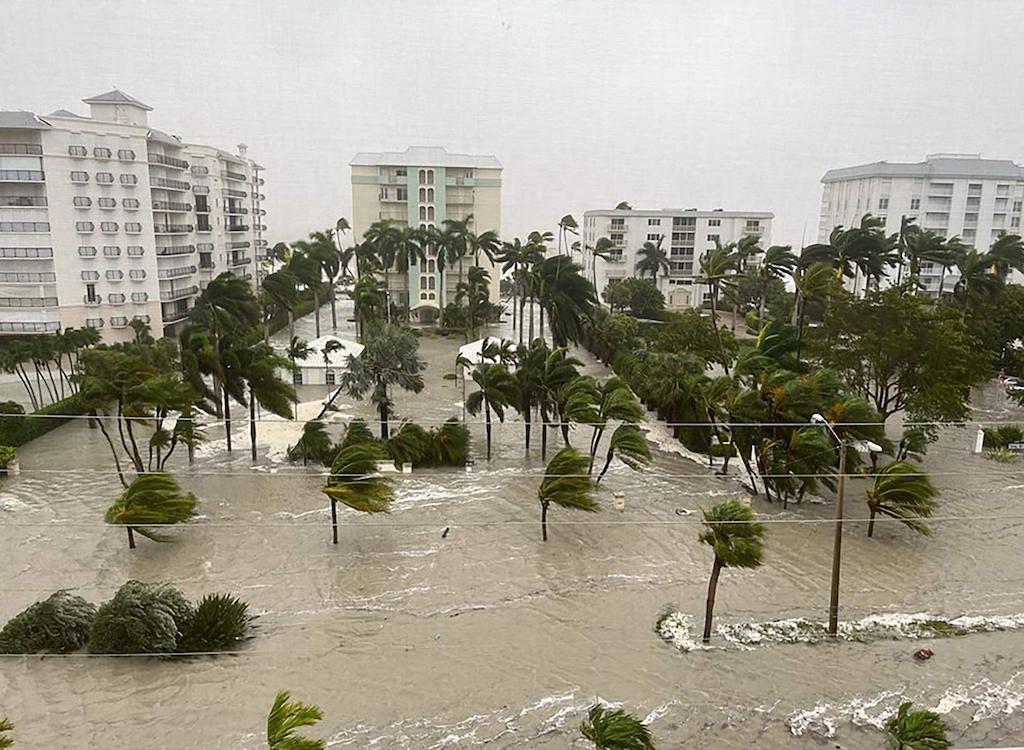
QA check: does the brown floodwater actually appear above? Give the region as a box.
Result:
[2,301,1024,748]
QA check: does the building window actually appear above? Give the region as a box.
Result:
[68,145,87,157]
[325,370,336,386]
[108,293,126,304]
[427,169,434,185]
[133,315,150,323]
[120,174,138,185]
[708,233,720,242]
[73,196,92,207]
[419,187,426,202]
[127,246,144,257]
[100,222,118,233]
[910,198,921,210]
[427,206,435,221]
[81,270,99,280]
[106,270,124,281]
[395,168,406,177]
[1014,201,1023,213]
[418,169,426,184]
[292,370,303,385]
[648,218,661,226]
[84,283,98,303]
[103,245,121,257]
[708,219,721,227]
[131,292,148,302]
[85,318,104,328]
[427,188,434,202]
[379,187,389,200]
[125,222,142,233]
[78,246,97,257]
[129,269,146,279]
[1013,217,1021,228]
[396,187,407,200]
[75,221,94,232]
[94,147,112,159]
[419,206,426,221]
[118,149,136,161]
[96,172,114,184]
[98,197,116,208]
[110,316,128,328]
[71,171,89,183]
[646,233,661,241]
[745,220,761,230]
[122,198,140,209]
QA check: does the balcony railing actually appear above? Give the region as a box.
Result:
[0,272,55,283]
[223,189,247,199]
[152,201,193,212]
[0,144,42,155]
[226,224,249,232]
[149,153,189,170]
[222,170,246,181]
[158,265,197,280]
[154,224,194,234]
[0,171,45,182]
[160,285,199,301]
[0,196,47,207]
[226,240,250,249]
[224,206,248,215]
[229,256,252,267]
[156,245,196,257]
[162,308,191,323]
[606,253,625,263]
[83,295,101,306]
[150,177,191,191]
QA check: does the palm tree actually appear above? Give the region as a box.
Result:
[865,461,937,537]
[0,717,12,749]
[884,701,951,750]
[697,244,740,372]
[242,342,296,462]
[351,275,386,341]
[461,361,516,460]
[322,442,393,545]
[105,472,197,550]
[953,248,1004,318]
[288,246,326,338]
[267,690,326,750]
[635,237,669,282]
[339,322,425,439]
[698,499,765,643]
[589,237,616,303]
[587,376,645,469]
[536,255,597,347]
[579,704,656,750]
[792,261,835,360]
[557,214,579,256]
[595,424,652,483]
[754,245,798,322]
[261,269,299,343]
[904,230,947,292]
[537,347,584,458]
[391,224,426,314]
[190,272,261,338]
[513,340,546,455]
[537,447,598,541]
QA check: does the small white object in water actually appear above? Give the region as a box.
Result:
[612,493,625,511]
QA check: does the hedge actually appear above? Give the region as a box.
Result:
[0,392,88,447]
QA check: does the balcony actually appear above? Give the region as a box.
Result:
[445,176,475,187]
[148,153,189,170]
[0,171,45,182]
[0,196,47,207]
[226,224,249,232]
[222,170,246,181]
[154,224,194,234]
[0,144,42,155]
[0,247,52,260]
[158,265,197,280]
[150,177,191,191]
[606,253,625,263]
[156,244,196,257]
[152,201,193,212]
[160,285,199,301]
[223,189,246,199]
[229,255,252,267]
[224,205,248,215]
[162,307,191,324]
[0,272,55,283]
[83,295,101,307]
[0,320,60,333]
[743,226,763,235]
[226,240,250,249]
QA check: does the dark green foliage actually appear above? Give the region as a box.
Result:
[0,717,12,749]
[0,444,14,469]
[88,581,194,654]
[177,594,252,652]
[427,418,470,466]
[267,690,326,750]
[983,424,1024,449]
[323,443,393,513]
[105,472,197,545]
[884,701,951,750]
[602,278,665,319]
[287,420,337,466]
[338,418,376,450]
[579,704,656,749]
[0,393,87,446]
[385,421,432,468]
[0,591,96,654]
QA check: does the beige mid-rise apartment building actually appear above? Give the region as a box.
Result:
[582,206,773,309]
[0,89,266,341]
[350,146,501,324]
[819,153,1024,294]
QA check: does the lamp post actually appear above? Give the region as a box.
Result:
[811,413,881,637]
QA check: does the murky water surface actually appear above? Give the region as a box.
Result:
[2,301,1024,748]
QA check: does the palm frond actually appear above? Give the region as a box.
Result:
[884,701,951,750]
[867,461,938,536]
[177,594,252,653]
[606,424,652,471]
[698,500,765,569]
[539,447,599,512]
[579,704,656,750]
[104,472,197,544]
[267,690,326,750]
[323,443,393,513]
[88,581,193,654]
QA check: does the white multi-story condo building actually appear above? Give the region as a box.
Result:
[819,153,1024,294]
[582,207,774,309]
[350,146,501,324]
[0,89,266,340]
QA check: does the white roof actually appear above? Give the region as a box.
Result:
[0,111,50,130]
[293,335,364,369]
[350,146,501,169]
[83,89,153,111]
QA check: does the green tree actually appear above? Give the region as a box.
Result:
[753,245,798,322]
[262,268,300,343]
[651,310,737,369]
[0,591,96,654]
[595,424,652,483]
[587,376,644,468]
[513,339,547,455]
[322,443,393,545]
[0,717,11,749]
[866,461,938,537]
[697,244,741,370]
[461,361,517,460]
[105,472,197,549]
[635,237,669,281]
[536,255,597,347]
[340,323,425,439]
[579,704,656,749]
[267,691,326,750]
[602,277,664,319]
[240,341,297,462]
[537,447,598,541]
[884,702,951,750]
[698,500,765,643]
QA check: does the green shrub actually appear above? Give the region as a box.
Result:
[338,418,377,451]
[428,418,470,466]
[983,424,1024,449]
[0,393,87,447]
[0,591,96,654]
[385,421,432,468]
[710,443,736,458]
[177,594,252,652]
[88,581,194,654]
[0,445,14,470]
[287,420,336,466]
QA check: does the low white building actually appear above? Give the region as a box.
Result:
[283,335,363,386]
[581,207,774,309]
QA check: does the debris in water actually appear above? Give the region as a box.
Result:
[914,648,934,661]
[442,526,450,539]
[674,508,694,516]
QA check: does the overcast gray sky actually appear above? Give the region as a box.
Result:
[4,0,1024,249]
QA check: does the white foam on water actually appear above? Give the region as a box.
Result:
[0,493,29,512]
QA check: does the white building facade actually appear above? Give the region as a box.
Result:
[582,207,774,309]
[819,154,1024,294]
[350,147,501,324]
[0,89,266,341]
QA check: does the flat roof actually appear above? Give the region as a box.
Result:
[823,155,1024,183]
[584,208,774,219]
[351,146,501,169]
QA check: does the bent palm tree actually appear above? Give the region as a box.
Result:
[267,690,326,750]
[580,704,656,749]
[866,461,937,537]
[461,361,516,460]
[698,500,765,643]
[105,472,197,549]
[0,717,12,749]
[595,424,652,483]
[537,447,599,541]
[635,237,669,282]
[322,442,393,545]
[884,701,951,750]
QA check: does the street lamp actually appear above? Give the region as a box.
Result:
[810,413,881,637]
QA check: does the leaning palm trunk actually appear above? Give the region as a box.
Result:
[523,408,532,456]
[484,404,493,460]
[249,389,258,463]
[313,290,321,337]
[330,281,338,330]
[702,556,724,643]
[709,292,730,376]
[540,499,549,542]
